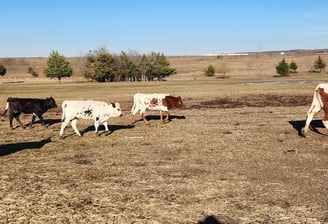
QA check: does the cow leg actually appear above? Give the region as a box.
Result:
[14,114,25,129]
[70,119,82,137]
[130,114,135,125]
[165,111,170,122]
[94,121,100,136]
[29,114,36,128]
[60,119,69,137]
[301,106,320,137]
[130,107,140,125]
[161,111,170,123]
[323,119,328,129]
[160,111,163,121]
[141,113,149,125]
[9,113,15,129]
[36,114,47,127]
[103,121,110,133]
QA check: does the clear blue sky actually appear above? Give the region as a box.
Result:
[2,0,328,57]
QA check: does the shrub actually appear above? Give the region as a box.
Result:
[204,64,215,76]
[289,61,298,73]
[0,63,6,76]
[28,67,39,77]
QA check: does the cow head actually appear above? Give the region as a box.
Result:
[163,96,184,109]
[109,102,122,117]
[177,96,184,108]
[46,97,57,109]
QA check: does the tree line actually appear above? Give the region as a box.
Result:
[1,52,327,80]
[0,49,176,82]
[85,48,176,82]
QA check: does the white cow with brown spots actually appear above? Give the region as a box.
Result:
[302,83,328,137]
[130,93,184,124]
[60,100,122,137]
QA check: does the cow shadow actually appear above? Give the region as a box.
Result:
[197,215,224,224]
[133,115,186,123]
[0,137,51,156]
[33,118,62,127]
[288,119,326,136]
[81,124,135,136]
[2,118,61,129]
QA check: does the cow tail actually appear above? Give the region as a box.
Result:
[131,96,137,114]
[61,103,66,122]
[1,102,9,116]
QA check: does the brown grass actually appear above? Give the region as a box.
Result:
[0,53,328,223]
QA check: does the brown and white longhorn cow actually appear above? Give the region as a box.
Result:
[302,83,328,137]
[130,93,184,124]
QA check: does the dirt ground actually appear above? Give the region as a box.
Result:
[0,93,328,224]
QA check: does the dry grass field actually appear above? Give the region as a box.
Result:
[1,53,328,223]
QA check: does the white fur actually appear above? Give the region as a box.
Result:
[60,100,122,137]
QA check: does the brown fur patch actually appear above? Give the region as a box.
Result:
[150,98,159,107]
[317,88,328,121]
[162,96,183,109]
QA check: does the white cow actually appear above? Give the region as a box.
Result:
[60,100,122,137]
[130,93,184,124]
[302,83,328,137]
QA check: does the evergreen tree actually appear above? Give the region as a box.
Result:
[275,58,289,77]
[86,52,116,82]
[44,50,73,82]
[138,54,152,81]
[117,51,139,81]
[148,52,176,81]
[314,55,326,73]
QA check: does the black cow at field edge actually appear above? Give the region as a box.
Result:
[2,97,57,129]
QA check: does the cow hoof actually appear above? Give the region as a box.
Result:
[300,128,307,137]
[105,131,111,136]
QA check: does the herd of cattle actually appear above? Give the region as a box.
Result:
[1,93,184,137]
[3,83,328,138]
